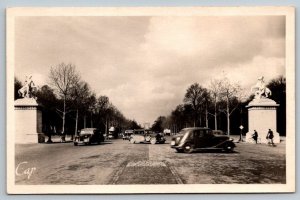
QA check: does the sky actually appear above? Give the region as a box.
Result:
[15,16,285,125]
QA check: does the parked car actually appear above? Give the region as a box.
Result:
[129,132,166,144]
[123,130,133,140]
[108,126,118,139]
[73,128,104,146]
[163,129,171,136]
[171,127,235,153]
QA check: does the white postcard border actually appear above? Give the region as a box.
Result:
[6,6,295,194]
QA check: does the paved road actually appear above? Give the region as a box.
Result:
[15,137,286,184]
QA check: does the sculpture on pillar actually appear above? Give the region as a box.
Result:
[18,76,37,98]
[246,76,280,144]
[15,75,44,143]
[250,76,272,99]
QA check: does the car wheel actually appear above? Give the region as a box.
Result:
[183,143,193,153]
[74,142,78,146]
[130,138,135,144]
[176,149,183,153]
[150,138,157,145]
[224,144,234,152]
[145,136,151,142]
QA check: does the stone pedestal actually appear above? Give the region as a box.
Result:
[15,98,45,143]
[246,98,280,144]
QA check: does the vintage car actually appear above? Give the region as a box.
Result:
[123,129,133,140]
[171,127,235,153]
[129,133,166,144]
[73,128,104,146]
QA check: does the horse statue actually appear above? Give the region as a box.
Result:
[251,76,272,99]
[18,76,37,98]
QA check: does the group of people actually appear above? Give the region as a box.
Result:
[252,129,274,145]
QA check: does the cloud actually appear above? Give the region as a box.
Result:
[15,16,286,124]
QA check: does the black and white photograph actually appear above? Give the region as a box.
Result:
[6,7,295,194]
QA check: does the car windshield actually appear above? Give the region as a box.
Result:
[125,130,133,134]
[179,129,191,142]
[177,129,189,135]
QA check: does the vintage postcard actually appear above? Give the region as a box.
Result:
[6,7,295,194]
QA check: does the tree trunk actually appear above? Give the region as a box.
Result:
[105,118,108,137]
[84,114,86,128]
[239,108,243,141]
[75,109,78,137]
[205,104,208,128]
[214,101,217,130]
[226,97,230,136]
[199,114,202,127]
[227,112,230,136]
[61,95,66,142]
[62,95,66,134]
[90,112,93,128]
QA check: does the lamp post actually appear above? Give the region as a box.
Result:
[239,125,244,142]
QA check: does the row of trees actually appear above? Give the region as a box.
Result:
[15,63,142,140]
[151,76,286,136]
[15,63,286,137]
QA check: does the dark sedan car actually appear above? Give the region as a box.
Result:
[74,128,104,146]
[171,127,235,153]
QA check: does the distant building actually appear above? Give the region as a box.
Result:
[143,123,150,130]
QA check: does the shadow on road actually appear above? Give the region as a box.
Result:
[127,142,170,145]
[175,149,239,154]
[44,141,73,144]
[74,142,113,147]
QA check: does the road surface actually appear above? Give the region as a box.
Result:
[15,136,286,184]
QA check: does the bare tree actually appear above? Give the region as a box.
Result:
[96,96,110,136]
[202,90,211,128]
[219,77,242,136]
[70,81,91,137]
[49,63,80,139]
[209,79,222,130]
[87,93,97,128]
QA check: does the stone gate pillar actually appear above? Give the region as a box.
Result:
[245,98,280,143]
[15,98,45,143]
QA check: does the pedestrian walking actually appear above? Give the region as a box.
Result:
[252,130,258,144]
[266,129,274,146]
